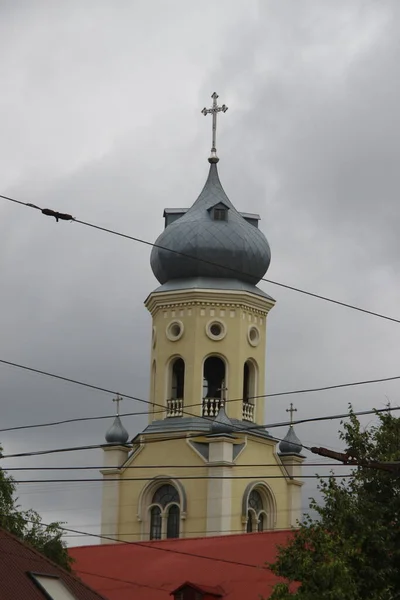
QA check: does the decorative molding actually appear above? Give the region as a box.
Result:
[145,288,275,317]
[187,440,209,462]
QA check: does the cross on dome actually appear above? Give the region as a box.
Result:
[201,92,228,163]
[286,402,297,425]
[113,394,123,416]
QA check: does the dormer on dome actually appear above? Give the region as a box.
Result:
[207,201,229,222]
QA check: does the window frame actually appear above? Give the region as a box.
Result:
[147,483,182,540]
[28,572,77,600]
[213,207,227,221]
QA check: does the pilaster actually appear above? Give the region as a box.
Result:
[279,453,304,527]
[100,445,130,543]
[206,435,234,535]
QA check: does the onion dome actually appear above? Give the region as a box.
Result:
[105,415,129,444]
[150,163,271,286]
[279,426,302,455]
[211,404,234,435]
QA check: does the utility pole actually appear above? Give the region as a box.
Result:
[311,446,400,474]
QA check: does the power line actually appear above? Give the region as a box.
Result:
[9,474,353,484]
[1,402,398,462]
[18,517,292,570]
[0,409,154,434]
[1,191,400,325]
[2,462,346,471]
[1,357,399,437]
[73,569,167,594]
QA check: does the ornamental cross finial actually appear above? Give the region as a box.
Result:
[201,92,228,164]
[217,381,228,406]
[286,402,297,424]
[113,394,123,416]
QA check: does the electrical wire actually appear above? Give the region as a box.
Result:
[1,191,400,325]
[1,357,399,437]
[1,401,398,461]
[0,408,157,434]
[18,516,292,569]
[9,474,353,484]
[2,462,346,471]
[72,569,167,593]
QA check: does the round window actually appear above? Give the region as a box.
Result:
[166,320,184,341]
[248,326,260,347]
[206,320,226,341]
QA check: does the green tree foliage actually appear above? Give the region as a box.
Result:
[0,445,72,571]
[268,409,400,600]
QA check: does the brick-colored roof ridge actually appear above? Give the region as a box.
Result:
[0,527,107,600]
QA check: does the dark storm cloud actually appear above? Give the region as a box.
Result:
[1,0,400,543]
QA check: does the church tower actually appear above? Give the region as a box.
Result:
[100,93,304,542]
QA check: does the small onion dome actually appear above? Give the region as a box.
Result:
[150,163,271,286]
[105,415,129,444]
[279,425,302,455]
[211,404,234,435]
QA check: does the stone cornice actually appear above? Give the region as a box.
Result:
[145,287,275,317]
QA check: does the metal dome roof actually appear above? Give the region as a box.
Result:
[278,426,302,455]
[150,163,271,286]
[105,415,129,445]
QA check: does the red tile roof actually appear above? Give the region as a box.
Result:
[0,527,106,600]
[70,530,293,600]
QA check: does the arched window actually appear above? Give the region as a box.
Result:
[153,484,179,507]
[202,356,226,417]
[150,506,162,540]
[243,360,257,421]
[243,360,257,402]
[246,510,253,533]
[151,361,156,411]
[167,358,185,417]
[243,485,275,533]
[171,359,185,400]
[249,490,263,512]
[258,512,265,533]
[167,504,180,539]
[148,484,181,540]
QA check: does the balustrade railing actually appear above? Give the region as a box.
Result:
[242,402,255,422]
[202,397,222,417]
[166,398,183,418]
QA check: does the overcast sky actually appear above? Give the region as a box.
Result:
[1,0,400,547]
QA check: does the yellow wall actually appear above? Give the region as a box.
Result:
[115,432,299,542]
[101,286,304,542]
[145,288,275,424]
[118,435,208,541]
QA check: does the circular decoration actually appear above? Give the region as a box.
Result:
[166,320,184,341]
[248,325,260,347]
[206,320,226,341]
[152,326,157,349]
